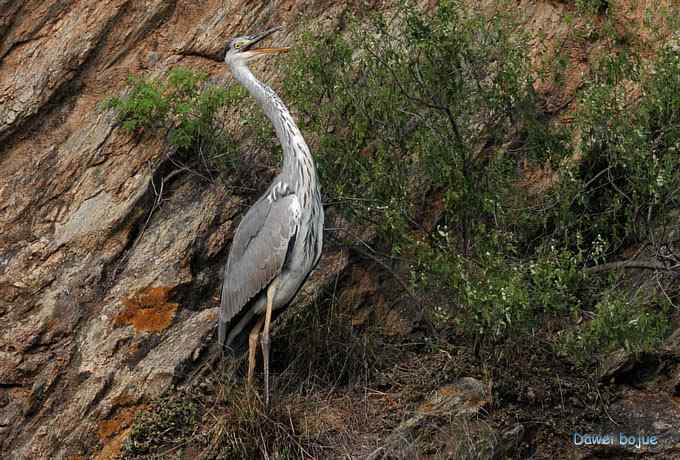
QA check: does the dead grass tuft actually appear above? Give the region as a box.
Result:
[181,361,328,459]
[272,288,396,393]
[120,389,199,459]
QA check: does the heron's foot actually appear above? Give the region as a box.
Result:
[261,334,270,407]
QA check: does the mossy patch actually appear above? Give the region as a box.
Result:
[115,286,178,333]
[120,390,199,459]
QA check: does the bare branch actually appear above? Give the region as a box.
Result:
[587,260,680,274]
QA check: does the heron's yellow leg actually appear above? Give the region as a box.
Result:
[261,279,278,407]
[247,316,265,390]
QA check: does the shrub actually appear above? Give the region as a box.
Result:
[282,1,678,349]
[103,67,245,174]
[283,1,584,339]
[540,46,680,259]
[285,1,547,255]
[562,295,671,362]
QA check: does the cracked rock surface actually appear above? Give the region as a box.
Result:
[2,1,679,459]
[0,1,346,458]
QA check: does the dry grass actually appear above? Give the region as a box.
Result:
[118,267,626,460]
[119,275,429,459]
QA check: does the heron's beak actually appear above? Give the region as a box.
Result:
[246,26,290,55]
[250,47,290,55]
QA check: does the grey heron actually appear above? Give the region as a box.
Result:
[213,27,323,406]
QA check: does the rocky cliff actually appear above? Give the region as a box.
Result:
[0,1,351,457]
[1,1,679,459]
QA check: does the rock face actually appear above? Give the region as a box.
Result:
[1,0,679,458]
[0,1,348,458]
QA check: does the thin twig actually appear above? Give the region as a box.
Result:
[586,260,679,274]
[341,237,422,309]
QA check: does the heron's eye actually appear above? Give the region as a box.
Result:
[235,42,244,49]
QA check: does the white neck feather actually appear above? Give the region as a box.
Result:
[229,61,318,196]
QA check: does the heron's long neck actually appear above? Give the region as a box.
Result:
[230,62,318,196]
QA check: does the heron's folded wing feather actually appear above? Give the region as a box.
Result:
[220,193,300,327]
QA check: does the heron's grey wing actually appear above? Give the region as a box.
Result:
[219,192,300,340]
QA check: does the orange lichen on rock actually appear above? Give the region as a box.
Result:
[115,286,179,332]
[95,429,130,460]
[97,406,139,441]
[95,405,147,460]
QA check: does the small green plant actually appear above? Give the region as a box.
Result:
[121,391,199,458]
[103,75,168,133]
[562,295,671,363]
[412,240,590,338]
[575,0,608,15]
[103,67,246,174]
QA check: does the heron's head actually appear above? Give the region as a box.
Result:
[222,26,289,66]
